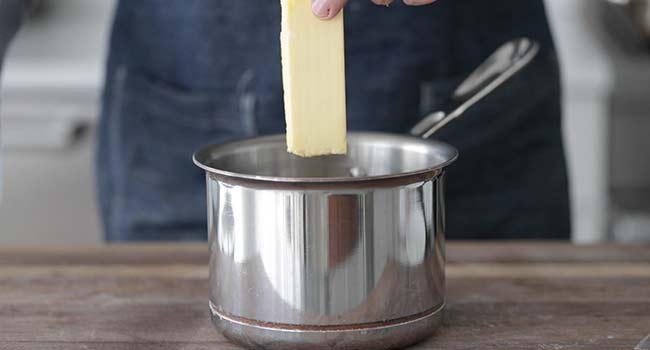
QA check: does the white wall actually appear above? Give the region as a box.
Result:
[545,0,614,243]
[0,0,114,245]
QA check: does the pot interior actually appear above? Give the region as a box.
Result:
[194,132,458,182]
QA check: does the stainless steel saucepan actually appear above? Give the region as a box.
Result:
[194,38,539,350]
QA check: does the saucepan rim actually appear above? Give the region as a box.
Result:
[193,132,458,184]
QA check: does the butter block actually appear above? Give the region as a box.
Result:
[280,0,347,157]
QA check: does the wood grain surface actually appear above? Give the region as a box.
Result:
[0,242,648,350]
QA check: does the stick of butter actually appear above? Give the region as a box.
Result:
[280,0,348,157]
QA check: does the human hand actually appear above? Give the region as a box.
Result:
[312,0,437,19]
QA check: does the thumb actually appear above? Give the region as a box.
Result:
[312,0,347,19]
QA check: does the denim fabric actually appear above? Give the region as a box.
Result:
[0,0,24,72]
[99,0,570,241]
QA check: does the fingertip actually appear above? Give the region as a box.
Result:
[312,0,345,20]
[403,0,436,5]
[312,0,329,19]
[372,0,394,6]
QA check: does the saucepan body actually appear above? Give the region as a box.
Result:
[193,132,458,350]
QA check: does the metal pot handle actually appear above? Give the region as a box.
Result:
[410,38,540,139]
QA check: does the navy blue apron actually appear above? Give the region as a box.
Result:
[0,0,23,70]
[99,0,570,241]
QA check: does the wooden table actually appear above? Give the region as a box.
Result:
[1,243,649,350]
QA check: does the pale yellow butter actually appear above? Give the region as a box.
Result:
[280,0,347,157]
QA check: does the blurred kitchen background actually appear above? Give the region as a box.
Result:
[1,0,649,244]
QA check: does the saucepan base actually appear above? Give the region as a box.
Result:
[210,303,444,350]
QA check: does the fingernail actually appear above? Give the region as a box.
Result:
[312,0,330,18]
